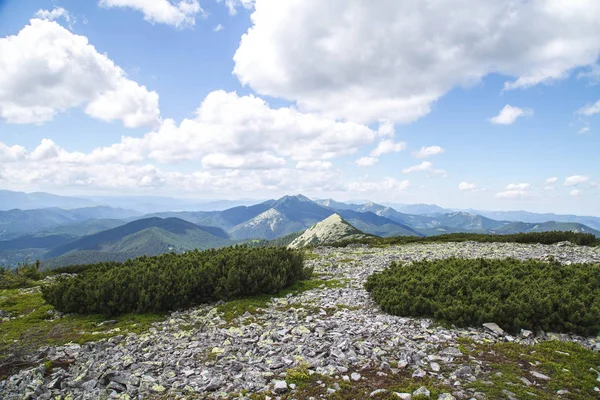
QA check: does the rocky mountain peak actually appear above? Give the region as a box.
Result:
[288,213,369,248]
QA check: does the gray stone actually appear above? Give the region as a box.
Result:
[413,386,431,397]
[530,371,551,381]
[412,368,426,378]
[370,388,388,397]
[482,323,504,336]
[273,380,288,394]
[351,372,361,381]
[437,394,456,400]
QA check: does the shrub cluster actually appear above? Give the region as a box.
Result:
[42,246,309,316]
[0,261,43,289]
[333,231,598,247]
[365,257,600,336]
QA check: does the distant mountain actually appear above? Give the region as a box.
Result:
[314,199,362,211]
[0,207,140,240]
[85,195,261,213]
[382,202,451,215]
[472,210,600,231]
[45,217,231,260]
[493,221,600,236]
[0,190,98,211]
[288,214,371,248]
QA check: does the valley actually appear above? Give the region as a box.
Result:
[1,193,598,269]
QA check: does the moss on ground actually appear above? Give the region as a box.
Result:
[0,288,164,379]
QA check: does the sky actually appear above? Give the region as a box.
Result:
[0,0,599,215]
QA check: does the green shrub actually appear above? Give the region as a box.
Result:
[365,257,600,336]
[332,231,598,247]
[0,260,43,289]
[41,246,309,316]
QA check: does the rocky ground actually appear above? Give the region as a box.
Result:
[2,241,600,399]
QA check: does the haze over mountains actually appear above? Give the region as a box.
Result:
[0,190,599,268]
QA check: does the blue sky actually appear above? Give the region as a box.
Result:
[0,0,599,215]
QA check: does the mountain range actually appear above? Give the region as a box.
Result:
[0,191,598,268]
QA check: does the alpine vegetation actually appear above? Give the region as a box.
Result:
[365,257,600,336]
[41,246,309,316]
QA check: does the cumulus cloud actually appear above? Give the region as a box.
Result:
[0,19,160,127]
[564,175,589,186]
[214,24,224,32]
[546,177,558,184]
[201,152,286,169]
[402,161,447,177]
[34,7,74,27]
[458,182,478,191]
[402,161,432,174]
[489,105,533,125]
[295,161,332,170]
[413,145,444,158]
[570,189,581,196]
[370,140,407,157]
[347,178,410,193]
[11,90,376,170]
[355,157,378,167]
[495,183,532,199]
[98,0,203,28]
[218,0,255,16]
[233,0,600,123]
[578,100,600,116]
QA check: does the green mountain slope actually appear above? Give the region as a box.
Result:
[45,217,232,260]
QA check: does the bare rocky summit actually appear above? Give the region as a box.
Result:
[2,242,600,399]
[288,214,370,249]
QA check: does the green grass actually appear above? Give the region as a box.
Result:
[461,339,600,400]
[0,288,164,379]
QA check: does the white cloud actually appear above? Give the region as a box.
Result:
[578,64,600,85]
[370,140,407,157]
[201,152,286,169]
[413,145,444,158]
[402,161,433,174]
[458,182,477,191]
[348,178,410,193]
[564,175,589,186]
[295,161,332,170]
[570,189,581,196]
[63,90,377,165]
[578,99,600,116]
[355,157,378,167]
[546,177,558,184]
[233,0,600,123]
[0,19,160,127]
[98,0,203,28]
[214,24,224,32]
[489,105,533,125]
[495,183,532,199]
[34,7,74,27]
[218,0,255,16]
[402,161,447,177]
[578,126,590,134]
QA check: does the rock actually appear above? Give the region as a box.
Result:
[351,372,361,381]
[430,362,441,372]
[370,388,389,397]
[97,320,118,326]
[438,394,456,400]
[413,386,431,397]
[521,329,533,338]
[556,389,570,395]
[273,380,288,394]
[530,371,551,381]
[455,366,473,379]
[81,379,97,391]
[412,368,426,378]
[482,323,504,336]
[394,393,412,399]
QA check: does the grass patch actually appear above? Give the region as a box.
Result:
[0,288,164,379]
[462,340,600,400]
